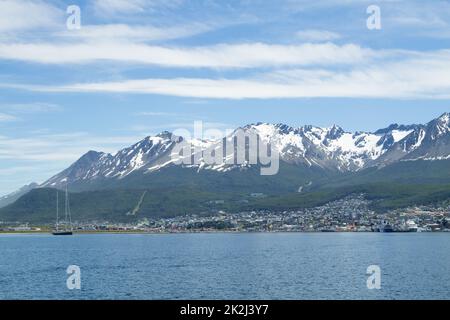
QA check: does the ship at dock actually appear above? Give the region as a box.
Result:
[406,220,418,232]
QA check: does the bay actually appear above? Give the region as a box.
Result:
[0,233,449,300]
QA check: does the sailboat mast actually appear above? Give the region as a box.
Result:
[56,190,59,231]
[67,187,73,231]
[52,185,73,236]
[65,186,68,222]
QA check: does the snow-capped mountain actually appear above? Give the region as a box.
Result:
[243,121,418,171]
[42,132,181,188]
[38,113,450,190]
[373,113,450,165]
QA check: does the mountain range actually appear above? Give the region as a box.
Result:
[1,113,450,223]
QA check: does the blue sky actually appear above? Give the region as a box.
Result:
[1,0,450,195]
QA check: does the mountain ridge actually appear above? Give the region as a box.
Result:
[36,112,450,191]
[2,113,449,196]
[1,113,450,221]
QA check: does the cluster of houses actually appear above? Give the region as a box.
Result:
[1,194,449,233]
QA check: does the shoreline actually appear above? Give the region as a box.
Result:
[1,230,449,235]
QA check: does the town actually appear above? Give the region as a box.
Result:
[1,195,449,233]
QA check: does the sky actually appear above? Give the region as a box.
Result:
[1,0,450,195]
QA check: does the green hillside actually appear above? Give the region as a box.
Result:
[311,159,450,189]
[66,161,333,194]
[252,183,450,212]
[2,160,450,223]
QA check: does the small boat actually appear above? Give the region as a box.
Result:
[52,187,73,236]
[52,230,73,236]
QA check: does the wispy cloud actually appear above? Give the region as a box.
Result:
[0,0,63,33]
[8,49,450,99]
[0,0,221,44]
[385,0,450,28]
[93,0,148,14]
[0,166,36,175]
[56,22,214,42]
[0,103,61,123]
[296,29,341,42]
[0,102,62,113]
[129,121,234,137]
[0,132,142,161]
[0,131,144,195]
[134,111,179,116]
[92,0,184,16]
[0,113,18,122]
[0,42,375,68]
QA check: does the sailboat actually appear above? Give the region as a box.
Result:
[52,187,73,236]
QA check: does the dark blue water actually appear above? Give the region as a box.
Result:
[0,233,449,300]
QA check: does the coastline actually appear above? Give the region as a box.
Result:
[1,230,449,235]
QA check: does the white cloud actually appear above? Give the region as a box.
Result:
[57,23,213,42]
[0,102,62,113]
[0,0,63,33]
[93,0,147,14]
[0,0,210,44]
[0,113,18,122]
[0,42,374,68]
[385,0,450,28]
[9,49,450,100]
[0,132,142,161]
[93,0,184,15]
[296,29,341,42]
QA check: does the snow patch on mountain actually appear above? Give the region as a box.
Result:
[391,129,413,142]
[36,112,450,190]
